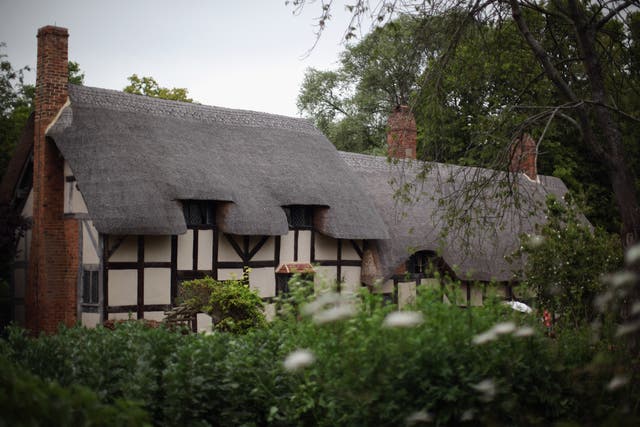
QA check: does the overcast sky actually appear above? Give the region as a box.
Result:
[0,0,362,117]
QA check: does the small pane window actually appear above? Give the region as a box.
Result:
[276,273,292,296]
[183,201,216,226]
[407,250,437,275]
[82,269,99,305]
[283,206,313,229]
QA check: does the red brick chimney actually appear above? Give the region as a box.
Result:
[26,26,79,333]
[387,105,417,159]
[509,133,538,181]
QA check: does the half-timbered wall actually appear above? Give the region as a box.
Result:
[95,225,364,327]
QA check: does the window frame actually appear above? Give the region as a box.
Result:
[81,266,100,306]
[183,200,216,228]
[282,205,314,230]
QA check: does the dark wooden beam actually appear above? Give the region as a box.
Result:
[247,236,269,260]
[136,236,145,319]
[171,235,178,303]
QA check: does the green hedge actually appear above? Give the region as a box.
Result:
[1,290,638,426]
[0,354,149,427]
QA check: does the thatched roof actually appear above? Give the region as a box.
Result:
[46,85,388,239]
[340,152,568,282]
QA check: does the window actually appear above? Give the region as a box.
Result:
[407,250,437,275]
[183,200,216,226]
[276,273,292,296]
[283,205,313,229]
[82,269,99,305]
[275,272,314,296]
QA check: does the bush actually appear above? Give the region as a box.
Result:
[515,196,623,328]
[0,354,149,426]
[178,271,266,333]
[2,281,638,426]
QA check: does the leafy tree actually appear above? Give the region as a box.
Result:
[515,196,622,328]
[290,1,640,249]
[67,61,84,85]
[123,74,193,102]
[298,15,435,153]
[0,44,33,180]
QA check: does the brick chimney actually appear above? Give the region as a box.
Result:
[387,105,417,159]
[26,26,79,333]
[509,133,538,181]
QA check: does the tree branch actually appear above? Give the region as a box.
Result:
[595,0,637,30]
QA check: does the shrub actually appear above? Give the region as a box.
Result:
[178,271,266,333]
[2,284,638,426]
[0,355,149,426]
[515,195,623,328]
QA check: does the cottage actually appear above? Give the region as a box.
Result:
[2,26,568,333]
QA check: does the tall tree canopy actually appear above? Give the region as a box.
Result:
[0,43,84,180]
[124,74,193,103]
[293,1,640,244]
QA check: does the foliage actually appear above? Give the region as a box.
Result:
[297,15,434,154]
[67,61,85,85]
[2,279,638,426]
[123,74,193,102]
[0,43,33,180]
[0,353,149,427]
[515,196,623,328]
[178,271,266,333]
[294,2,640,241]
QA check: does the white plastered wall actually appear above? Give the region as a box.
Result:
[314,232,336,260]
[144,268,171,305]
[63,161,88,214]
[145,235,171,262]
[108,270,137,306]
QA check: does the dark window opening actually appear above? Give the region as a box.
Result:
[82,269,99,305]
[276,273,292,296]
[283,205,313,229]
[276,272,314,296]
[183,200,216,226]
[407,250,438,275]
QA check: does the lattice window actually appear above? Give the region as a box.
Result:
[283,205,313,229]
[407,250,437,275]
[82,269,99,305]
[183,201,216,226]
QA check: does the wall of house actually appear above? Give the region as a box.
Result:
[94,228,363,328]
[373,276,511,309]
[11,190,33,326]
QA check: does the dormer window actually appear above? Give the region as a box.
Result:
[407,250,437,275]
[283,205,313,229]
[183,200,216,227]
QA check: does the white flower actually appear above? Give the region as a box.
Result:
[471,378,496,402]
[283,349,315,372]
[513,326,535,337]
[461,409,475,421]
[605,271,637,288]
[492,321,516,335]
[383,311,424,328]
[302,292,343,316]
[472,321,517,345]
[405,410,432,424]
[616,320,640,337]
[625,244,640,266]
[312,304,356,324]
[606,374,629,391]
[527,234,544,249]
[471,330,497,345]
